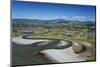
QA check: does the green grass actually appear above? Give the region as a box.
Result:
[12,25,96,65]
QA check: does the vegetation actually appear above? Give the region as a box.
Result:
[12,19,96,65]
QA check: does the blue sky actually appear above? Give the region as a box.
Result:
[12,0,96,21]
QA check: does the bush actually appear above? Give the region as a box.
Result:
[72,44,86,54]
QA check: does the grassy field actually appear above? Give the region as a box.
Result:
[31,26,96,61]
[12,21,96,65]
[31,27,95,43]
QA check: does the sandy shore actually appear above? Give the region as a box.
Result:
[12,36,49,45]
[12,35,94,63]
[40,47,85,63]
[40,41,95,63]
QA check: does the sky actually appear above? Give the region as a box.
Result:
[12,0,96,21]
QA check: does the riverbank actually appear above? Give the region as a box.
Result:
[12,34,95,66]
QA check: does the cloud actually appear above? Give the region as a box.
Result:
[72,16,87,19]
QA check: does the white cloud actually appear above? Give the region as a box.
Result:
[72,16,87,19]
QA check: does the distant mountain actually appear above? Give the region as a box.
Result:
[12,19,95,24]
[12,19,69,24]
[12,19,96,28]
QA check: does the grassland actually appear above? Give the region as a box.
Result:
[12,20,96,65]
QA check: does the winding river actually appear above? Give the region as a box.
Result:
[12,34,94,66]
